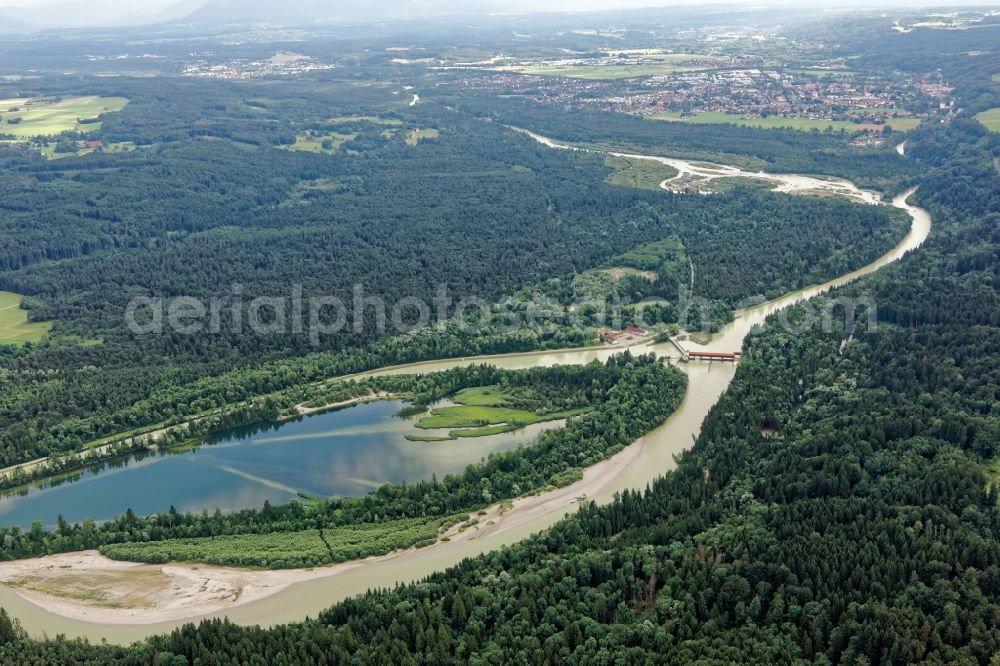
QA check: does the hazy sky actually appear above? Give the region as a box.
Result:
[2,0,998,22]
[1,0,173,6]
[2,0,999,8]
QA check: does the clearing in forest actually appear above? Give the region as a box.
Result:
[0,292,50,345]
[406,128,439,145]
[604,155,679,190]
[974,108,1000,132]
[0,96,129,138]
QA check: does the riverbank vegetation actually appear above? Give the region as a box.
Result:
[0,354,686,567]
[99,516,463,569]
[603,155,679,189]
[460,96,919,191]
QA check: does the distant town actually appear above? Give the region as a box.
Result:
[444,49,953,142]
[182,52,335,80]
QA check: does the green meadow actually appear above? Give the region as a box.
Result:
[288,131,357,154]
[0,96,129,138]
[406,385,591,441]
[406,128,440,145]
[0,292,51,345]
[974,107,1000,131]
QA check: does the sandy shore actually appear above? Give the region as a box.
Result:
[291,391,392,417]
[0,433,643,625]
[0,551,357,624]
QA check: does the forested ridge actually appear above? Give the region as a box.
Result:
[1,28,997,666]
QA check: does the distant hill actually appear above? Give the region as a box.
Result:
[183,0,507,24]
[0,0,197,30]
[0,12,30,34]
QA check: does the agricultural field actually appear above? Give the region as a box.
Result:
[647,111,918,132]
[99,516,460,568]
[0,96,128,138]
[0,292,51,345]
[974,107,1000,131]
[604,155,679,190]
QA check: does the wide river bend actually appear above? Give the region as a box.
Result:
[0,135,931,642]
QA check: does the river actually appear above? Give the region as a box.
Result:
[0,135,932,643]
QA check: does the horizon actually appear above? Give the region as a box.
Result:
[2,0,999,31]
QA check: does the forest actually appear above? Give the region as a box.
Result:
[0,19,996,665]
[0,73,906,474]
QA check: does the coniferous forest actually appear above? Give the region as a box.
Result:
[0,5,998,665]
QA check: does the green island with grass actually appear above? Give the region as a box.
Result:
[406,384,592,441]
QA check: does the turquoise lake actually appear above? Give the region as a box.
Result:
[0,400,554,529]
